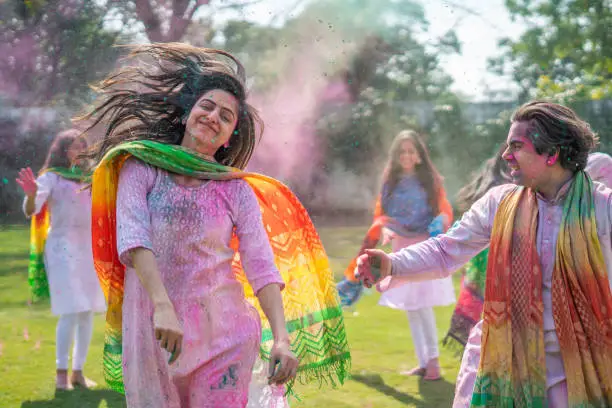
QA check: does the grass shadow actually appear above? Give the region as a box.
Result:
[351,373,424,406]
[20,388,126,408]
[0,297,49,311]
[0,300,32,310]
[0,252,27,262]
[417,376,456,407]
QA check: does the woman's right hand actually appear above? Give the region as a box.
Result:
[16,168,38,197]
[153,302,184,364]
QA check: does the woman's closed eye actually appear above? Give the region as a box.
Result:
[200,101,215,111]
[221,112,233,123]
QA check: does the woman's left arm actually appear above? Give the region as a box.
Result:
[234,181,298,385]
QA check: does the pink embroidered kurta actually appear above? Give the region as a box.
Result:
[384,180,612,408]
[116,158,284,408]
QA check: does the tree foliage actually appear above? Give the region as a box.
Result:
[489,0,612,102]
[306,0,461,179]
[106,0,260,43]
[0,0,125,108]
[207,0,464,210]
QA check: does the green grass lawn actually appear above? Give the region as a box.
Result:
[0,225,461,407]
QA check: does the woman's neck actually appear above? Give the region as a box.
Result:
[181,132,217,162]
[172,174,205,187]
[194,151,216,162]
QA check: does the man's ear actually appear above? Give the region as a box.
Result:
[547,147,560,166]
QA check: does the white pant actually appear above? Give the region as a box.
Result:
[56,311,94,370]
[406,307,439,368]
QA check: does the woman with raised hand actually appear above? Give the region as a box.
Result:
[16,130,105,390]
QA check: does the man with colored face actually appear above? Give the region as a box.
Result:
[355,101,612,407]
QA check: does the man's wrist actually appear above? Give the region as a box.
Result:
[386,255,395,277]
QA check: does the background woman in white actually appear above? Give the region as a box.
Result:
[16,129,106,390]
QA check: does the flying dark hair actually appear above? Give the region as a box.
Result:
[79,43,263,170]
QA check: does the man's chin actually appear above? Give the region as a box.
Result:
[516,179,540,190]
[511,175,529,187]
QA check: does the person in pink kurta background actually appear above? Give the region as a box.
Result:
[586,151,612,186]
[84,44,298,407]
[355,101,612,407]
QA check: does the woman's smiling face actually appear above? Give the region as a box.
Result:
[181,89,239,156]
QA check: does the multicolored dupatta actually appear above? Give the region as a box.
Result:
[472,172,612,407]
[90,140,350,394]
[27,166,90,302]
[443,248,488,349]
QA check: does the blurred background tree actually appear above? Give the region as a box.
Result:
[1,0,611,223]
[0,0,124,108]
[489,0,611,103]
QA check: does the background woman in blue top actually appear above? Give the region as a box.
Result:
[376,130,456,381]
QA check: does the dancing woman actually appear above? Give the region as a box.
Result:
[81,43,350,407]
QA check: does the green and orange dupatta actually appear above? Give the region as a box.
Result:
[90,140,351,394]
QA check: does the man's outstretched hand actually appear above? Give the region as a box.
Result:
[355,249,392,288]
